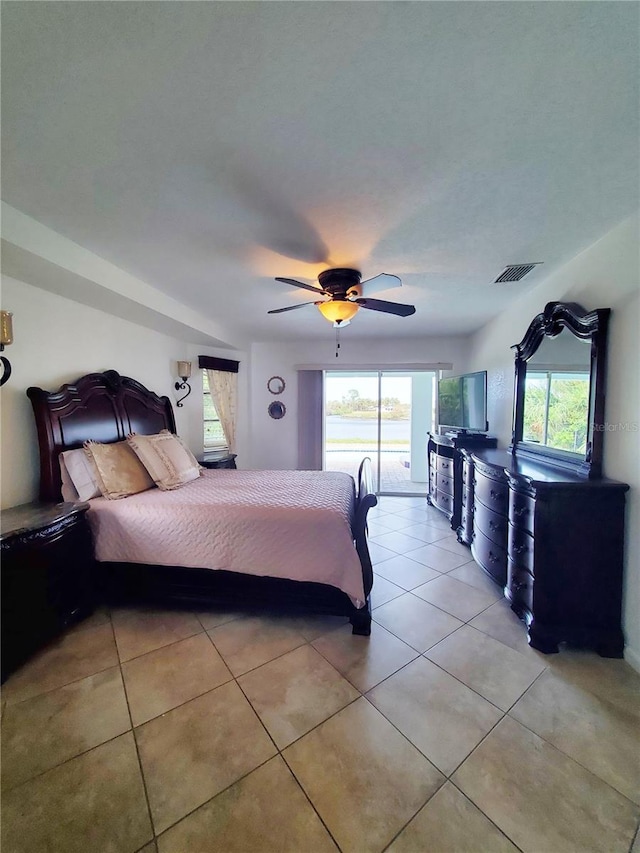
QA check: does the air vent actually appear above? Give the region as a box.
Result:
[494,263,542,283]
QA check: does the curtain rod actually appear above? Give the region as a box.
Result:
[294,363,453,371]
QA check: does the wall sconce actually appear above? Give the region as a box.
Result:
[174,361,192,407]
[0,311,13,387]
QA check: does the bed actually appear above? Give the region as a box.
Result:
[27,370,376,634]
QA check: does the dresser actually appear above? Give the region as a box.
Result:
[468,450,628,657]
[426,432,497,531]
[468,450,510,586]
[458,451,475,546]
[1,502,95,681]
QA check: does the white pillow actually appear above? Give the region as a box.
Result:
[127,431,202,490]
[59,448,102,502]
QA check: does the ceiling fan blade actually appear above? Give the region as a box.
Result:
[275,277,328,295]
[267,301,319,314]
[355,298,416,317]
[359,273,402,295]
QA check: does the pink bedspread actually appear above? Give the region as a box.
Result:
[87,469,365,606]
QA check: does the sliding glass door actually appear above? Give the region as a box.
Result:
[323,370,435,495]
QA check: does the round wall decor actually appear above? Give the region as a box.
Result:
[267,376,285,394]
[268,401,286,420]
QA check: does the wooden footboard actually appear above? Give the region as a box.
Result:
[353,456,377,598]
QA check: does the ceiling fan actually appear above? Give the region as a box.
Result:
[268,268,416,326]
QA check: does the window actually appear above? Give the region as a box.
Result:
[203,372,227,449]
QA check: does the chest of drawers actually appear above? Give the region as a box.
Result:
[426,432,497,532]
[470,454,509,587]
[458,452,474,545]
[469,450,628,656]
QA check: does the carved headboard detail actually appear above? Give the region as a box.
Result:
[27,370,176,502]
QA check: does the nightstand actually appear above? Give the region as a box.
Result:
[1,502,95,681]
[198,452,237,470]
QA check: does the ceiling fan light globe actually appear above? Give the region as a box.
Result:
[317,301,359,324]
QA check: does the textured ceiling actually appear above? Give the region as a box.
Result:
[2,2,638,343]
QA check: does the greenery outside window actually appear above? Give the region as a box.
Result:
[523,370,590,454]
[203,372,227,449]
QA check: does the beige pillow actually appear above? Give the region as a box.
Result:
[159,430,203,470]
[84,440,155,499]
[127,431,202,490]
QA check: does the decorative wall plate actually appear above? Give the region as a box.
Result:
[268,401,286,420]
[267,376,285,394]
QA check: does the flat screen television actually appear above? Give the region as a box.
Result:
[437,370,488,433]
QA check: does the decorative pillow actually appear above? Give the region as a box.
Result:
[59,448,102,502]
[127,431,202,490]
[159,430,203,471]
[84,440,155,499]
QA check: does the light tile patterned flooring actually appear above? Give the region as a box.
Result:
[325,450,427,495]
[2,496,639,852]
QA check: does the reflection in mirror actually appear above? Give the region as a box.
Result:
[522,333,591,454]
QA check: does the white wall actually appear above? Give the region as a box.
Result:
[248,335,470,470]
[0,276,247,508]
[464,213,640,669]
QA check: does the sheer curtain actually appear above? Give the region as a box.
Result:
[198,355,240,455]
[205,369,237,453]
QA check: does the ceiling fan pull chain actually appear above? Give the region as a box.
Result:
[335,325,340,358]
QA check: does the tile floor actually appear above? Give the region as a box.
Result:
[2,496,639,853]
[325,450,427,495]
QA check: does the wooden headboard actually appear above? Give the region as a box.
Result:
[27,370,176,502]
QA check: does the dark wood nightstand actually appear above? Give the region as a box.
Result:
[1,502,95,681]
[198,452,237,470]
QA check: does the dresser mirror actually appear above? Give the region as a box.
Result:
[511,301,610,478]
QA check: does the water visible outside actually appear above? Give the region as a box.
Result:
[324,416,426,495]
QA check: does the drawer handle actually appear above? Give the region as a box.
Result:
[488,519,501,532]
[513,544,528,555]
[513,581,528,592]
[488,551,499,564]
[441,478,449,487]
[513,506,528,518]
[489,489,504,502]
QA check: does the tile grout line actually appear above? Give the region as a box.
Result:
[1,616,121,709]
[119,609,639,845]
[443,657,640,817]
[111,614,157,848]
[446,780,528,853]
[279,751,344,852]
[148,630,358,848]
[502,671,640,809]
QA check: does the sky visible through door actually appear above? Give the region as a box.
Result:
[323,371,428,496]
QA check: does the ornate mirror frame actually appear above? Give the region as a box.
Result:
[510,301,610,479]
